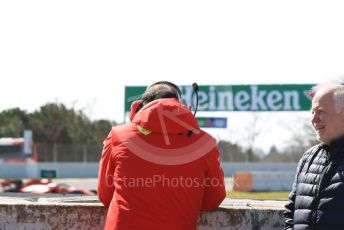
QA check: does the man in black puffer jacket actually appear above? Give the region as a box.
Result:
[284,83,344,230]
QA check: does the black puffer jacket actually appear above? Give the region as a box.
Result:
[284,136,344,230]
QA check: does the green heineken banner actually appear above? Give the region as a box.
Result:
[125,84,314,112]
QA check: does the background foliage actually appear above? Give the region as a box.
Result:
[0,103,317,162]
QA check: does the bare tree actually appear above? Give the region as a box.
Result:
[217,140,245,162]
[282,115,319,160]
[235,112,265,162]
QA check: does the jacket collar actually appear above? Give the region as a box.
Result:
[328,135,344,160]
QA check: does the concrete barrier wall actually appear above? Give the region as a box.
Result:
[0,194,287,230]
[0,162,298,178]
[221,162,297,177]
[252,171,295,191]
[0,163,99,178]
[0,164,28,178]
[233,171,295,192]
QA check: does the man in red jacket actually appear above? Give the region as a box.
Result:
[98,81,226,230]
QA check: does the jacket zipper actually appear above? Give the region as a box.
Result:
[311,157,331,229]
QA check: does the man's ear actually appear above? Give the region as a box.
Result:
[130,100,142,121]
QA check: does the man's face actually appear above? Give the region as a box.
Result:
[311,90,344,144]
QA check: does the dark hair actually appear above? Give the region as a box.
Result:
[135,81,181,112]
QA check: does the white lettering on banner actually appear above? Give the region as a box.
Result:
[235,91,250,110]
[180,85,303,111]
[267,90,283,110]
[181,86,193,107]
[218,91,234,110]
[197,91,208,110]
[283,91,300,110]
[208,86,217,110]
[251,85,267,110]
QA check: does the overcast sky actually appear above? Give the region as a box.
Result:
[1,1,344,151]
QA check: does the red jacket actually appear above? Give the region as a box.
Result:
[98,98,225,230]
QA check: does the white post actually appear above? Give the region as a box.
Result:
[23,130,33,155]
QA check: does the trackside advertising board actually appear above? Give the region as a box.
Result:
[197,117,227,128]
[125,84,314,112]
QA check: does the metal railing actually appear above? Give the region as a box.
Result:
[37,143,102,162]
